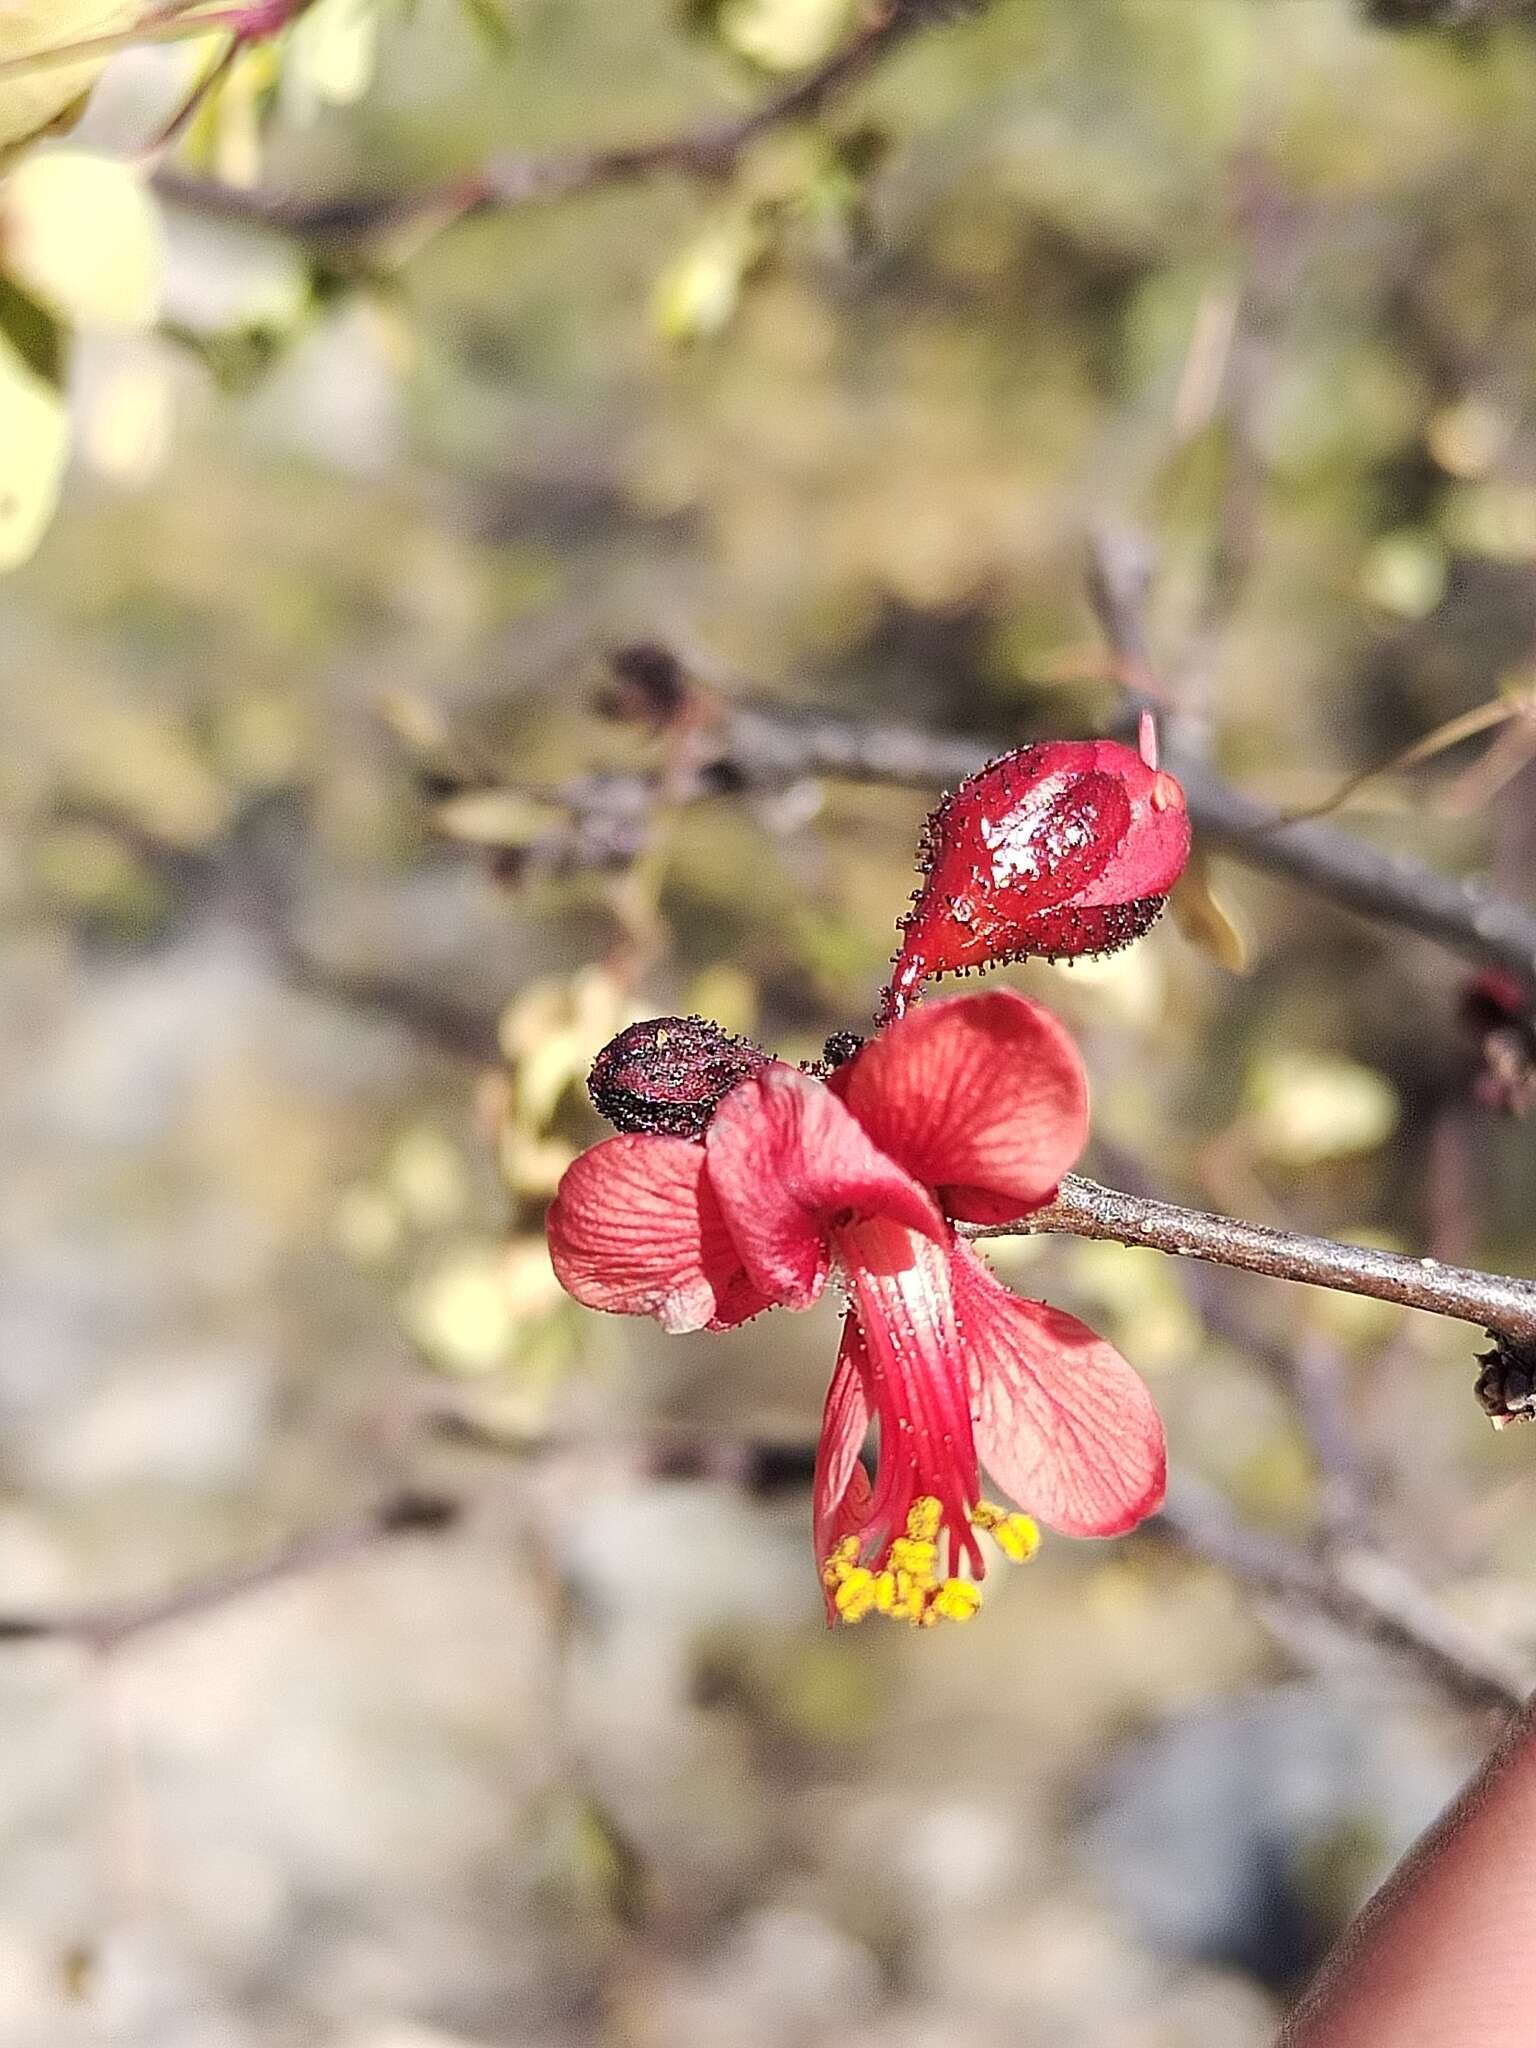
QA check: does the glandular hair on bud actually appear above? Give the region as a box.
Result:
[588,1016,770,1139]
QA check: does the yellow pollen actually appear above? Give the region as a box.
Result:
[905,1497,942,1544]
[822,1535,862,1587]
[930,1578,982,1623]
[888,1536,939,1580]
[995,1514,1041,1564]
[833,1568,879,1622]
[822,1497,998,1631]
[971,1499,1042,1565]
[822,1498,1043,1631]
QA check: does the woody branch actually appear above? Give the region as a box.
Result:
[965,1174,1536,1349]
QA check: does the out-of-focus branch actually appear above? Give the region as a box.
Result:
[0,1491,458,1653]
[966,1172,1536,1347]
[675,681,1536,992]
[1366,0,1536,26]
[433,1410,1530,1716]
[1152,1475,1529,1718]
[152,0,962,250]
[420,643,1536,991]
[0,1391,1517,1718]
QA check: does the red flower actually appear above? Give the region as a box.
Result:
[547,990,1166,1628]
[882,731,1191,1023]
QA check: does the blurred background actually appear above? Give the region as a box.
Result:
[4,0,1536,2042]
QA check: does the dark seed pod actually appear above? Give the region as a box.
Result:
[588,1015,770,1139]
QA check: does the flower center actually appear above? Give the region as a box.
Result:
[822,1495,1040,1629]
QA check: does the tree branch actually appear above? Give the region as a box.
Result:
[966,1173,1536,1346]
[437,1410,1531,1716]
[1151,1475,1529,1718]
[0,1490,458,1653]
[1366,0,1536,26]
[701,695,1536,993]
[151,0,951,249]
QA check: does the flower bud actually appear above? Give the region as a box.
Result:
[880,735,1191,1021]
[588,1015,770,1139]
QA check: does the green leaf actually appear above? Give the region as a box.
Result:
[0,269,63,383]
[0,327,69,571]
[651,211,774,345]
[457,0,515,53]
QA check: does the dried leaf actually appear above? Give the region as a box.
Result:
[1170,849,1248,972]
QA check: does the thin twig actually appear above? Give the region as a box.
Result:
[688,690,1536,992]
[441,1411,1531,1717]
[0,1491,458,1653]
[152,0,951,249]
[1366,0,1536,25]
[1091,1138,1378,1541]
[967,1173,1536,1345]
[1152,1474,1528,1717]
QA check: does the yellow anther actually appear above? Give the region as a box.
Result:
[886,1570,927,1624]
[992,1513,1041,1565]
[905,1497,942,1544]
[833,1568,878,1623]
[971,1500,1042,1565]
[824,1499,1005,1631]
[888,1536,939,1587]
[822,1536,862,1587]
[930,1578,983,1623]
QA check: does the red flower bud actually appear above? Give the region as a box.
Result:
[589,1016,770,1139]
[1459,970,1536,1119]
[880,729,1191,1022]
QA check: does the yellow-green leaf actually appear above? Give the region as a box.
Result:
[0,327,68,570]
[1171,849,1249,973]
[0,1,136,164]
[285,0,379,116]
[1244,1051,1399,1168]
[2,151,162,328]
[651,214,770,346]
[719,0,855,72]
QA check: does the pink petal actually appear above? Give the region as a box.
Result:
[706,1065,944,1309]
[547,1134,771,1333]
[952,1243,1165,1536]
[813,1315,872,1568]
[838,990,1088,1225]
[841,1220,983,1575]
